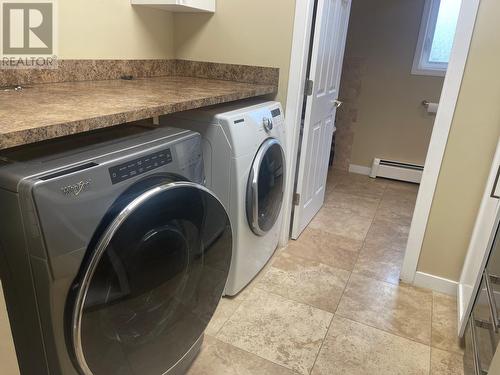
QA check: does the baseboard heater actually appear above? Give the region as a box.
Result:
[370,158,423,184]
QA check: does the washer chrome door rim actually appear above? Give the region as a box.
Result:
[246,138,286,236]
[70,181,227,375]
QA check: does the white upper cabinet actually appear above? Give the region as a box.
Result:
[131,0,215,13]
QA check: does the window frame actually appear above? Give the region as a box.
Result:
[412,0,456,77]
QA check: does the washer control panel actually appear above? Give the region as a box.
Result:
[272,107,284,125]
[109,148,173,184]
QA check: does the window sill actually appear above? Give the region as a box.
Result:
[411,67,447,78]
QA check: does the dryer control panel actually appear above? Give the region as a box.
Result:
[109,148,173,184]
[219,102,286,157]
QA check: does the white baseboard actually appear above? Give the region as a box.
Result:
[349,164,372,176]
[413,271,458,296]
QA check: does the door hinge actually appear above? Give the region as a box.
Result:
[293,193,301,206]
[490,165,500,198]
[305,79,313,96]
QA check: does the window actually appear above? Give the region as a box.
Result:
[412,0,462,76]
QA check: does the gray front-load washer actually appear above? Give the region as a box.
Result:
[0,124,232,375]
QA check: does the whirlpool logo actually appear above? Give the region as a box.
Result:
[61,179,92,197]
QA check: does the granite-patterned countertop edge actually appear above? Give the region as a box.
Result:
[0,76,277,150]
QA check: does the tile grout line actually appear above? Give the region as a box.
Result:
[332,274,436,348]
[213,287,256,337]
[316,177,436,353]
[213,249,338,374]
[205,334,303,375]
[429,347,466,358]
[335,315,433,348]
[212,249,283,336]
[259,251,431,321]
[428,292,466,356]
[211,293,250,337]
[307,308,335,375]
[350,180,423,288]
[330,175,437,356]
[349,178,386,276]
[308,176,387,374]
[216,283,332,374]
[429,293,435,374]
[279,242,357,275]
[212,235,341,362]
[212,286,306,374]
[212,174,426,374]
[372,180,433,362]
[308,265,354,374]
[252,284,336,316]
[327,178,435,371]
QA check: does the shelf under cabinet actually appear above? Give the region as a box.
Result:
[131,0,215,13]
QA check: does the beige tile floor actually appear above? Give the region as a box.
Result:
[191,171,465,375]
[0,171,464,375]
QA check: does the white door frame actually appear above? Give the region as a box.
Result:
[280,0,482,288]
[400,0,481,284]
[457,139,500,335]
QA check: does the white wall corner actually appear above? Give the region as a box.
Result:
[348,164,372,176]
[413,271,458,296]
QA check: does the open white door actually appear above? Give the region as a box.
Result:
[291,0,352,239]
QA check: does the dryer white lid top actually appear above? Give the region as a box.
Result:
[169,100,282,124]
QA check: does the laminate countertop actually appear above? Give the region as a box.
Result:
[0,75,276,150]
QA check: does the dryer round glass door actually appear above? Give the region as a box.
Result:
[69,182,232,375]
[246,138,286,236]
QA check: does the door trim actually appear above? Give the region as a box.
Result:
[413,271,458,296]
[400,0,481,284]
[281,0,482,289]
[457,140,500,336]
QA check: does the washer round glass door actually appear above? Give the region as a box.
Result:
[70,182,232,375]
[246,138,286,236]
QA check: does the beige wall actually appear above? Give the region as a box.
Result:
[173,0,296,105]
[490,346,500,375]
[417,0,500,281]
[57,0,294,102]
[59,0,175,59]
[347,0,444,168]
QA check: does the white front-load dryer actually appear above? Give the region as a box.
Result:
[161,100,286,296]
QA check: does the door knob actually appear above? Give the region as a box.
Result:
[332,99,343,108]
